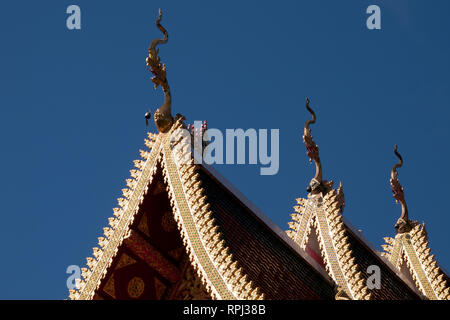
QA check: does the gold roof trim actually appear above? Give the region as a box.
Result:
[286,100,370,300]
[382,146,450,300]
[70,118,263,300]
[70,12,263,298]
[70,132,162,300]
[287,185,370,300]
[382,224,450,300]
[161,124,264,300]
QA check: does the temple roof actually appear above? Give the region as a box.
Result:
[381,146,450,300]
[69,118,434,300]
[286,102,449,300]
[69,10,449,300]
[285,100,427,299]
[69,123,335,300]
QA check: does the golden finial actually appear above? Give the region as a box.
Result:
[390,145,412,233]
[303,98,324,194]
[146,9,173,133]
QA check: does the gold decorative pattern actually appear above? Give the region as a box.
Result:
[335,285,351,300]
[115,253,137,270]
[70,11,263,300]
[171,263,211,300]
[287,197,313,248]
[287,100,370,300]
[287,185,370,300]
[381,145,450,300]
[69,132,161,300]
[70,117,263,300]
[127,277,145,298]
[160,122,264,300]
[103,275,116,299]
[382,224,450,300]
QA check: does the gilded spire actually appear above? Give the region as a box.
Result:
[303,98,324,194]
[390,145,412,233]
[146,9,173,133]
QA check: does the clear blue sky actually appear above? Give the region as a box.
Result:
[1,1,449,299]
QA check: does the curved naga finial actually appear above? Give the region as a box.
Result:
[390,145,412,233]
[303,98,324,195]
[146,9,173,133]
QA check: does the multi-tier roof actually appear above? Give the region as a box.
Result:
[69,10,449,300]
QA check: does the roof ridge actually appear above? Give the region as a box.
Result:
[198,161,334,284]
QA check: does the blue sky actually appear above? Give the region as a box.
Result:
[0,1,449,299]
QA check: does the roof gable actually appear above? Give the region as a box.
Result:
[70,119,264,300]
[382,223,450,299]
